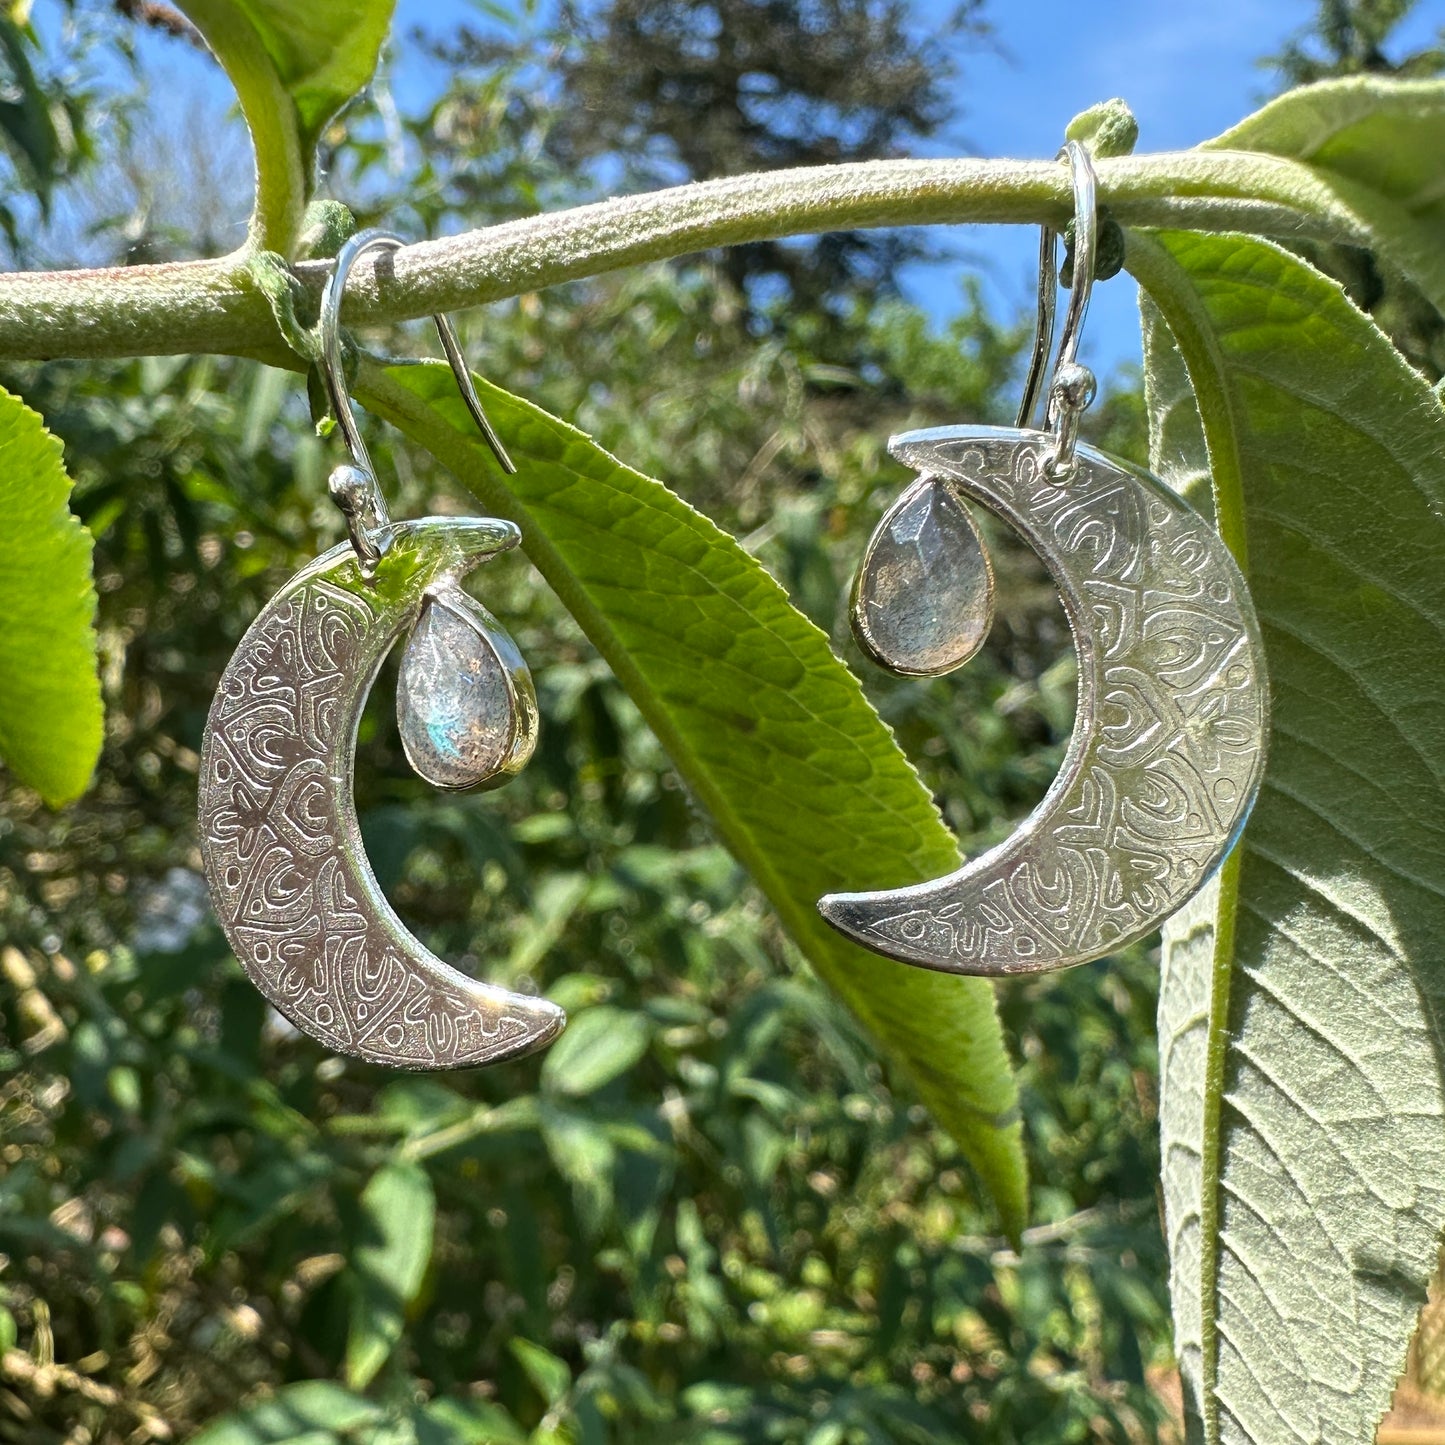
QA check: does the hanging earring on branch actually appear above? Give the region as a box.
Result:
[197,229,566,1068]
[821,142,1270,976]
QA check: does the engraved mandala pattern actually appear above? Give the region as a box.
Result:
[198,524,563,1067]
[821,427,1269,976]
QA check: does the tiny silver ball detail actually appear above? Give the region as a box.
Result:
[1050,361,1097,413]
[328,463,373,516]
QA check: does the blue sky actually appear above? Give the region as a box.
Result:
[114,0,1445,377]
[917,0,1442,376]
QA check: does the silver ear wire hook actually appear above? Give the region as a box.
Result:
[1015,223,1057,431]
[1015,140,1099,480]
[319,228,517,570]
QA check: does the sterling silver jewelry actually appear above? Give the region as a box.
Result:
[821,144,1269,976]
[198,230,565,1068]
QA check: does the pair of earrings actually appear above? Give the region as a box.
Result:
[198,144,1269,1072]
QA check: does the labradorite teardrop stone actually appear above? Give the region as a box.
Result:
[850,477,995,677]
[397,588,538,790]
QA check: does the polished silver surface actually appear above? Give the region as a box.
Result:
[820,426,1269,976]
[1015,139,1099,482]
[198,518,564,1067]
[397,585,538,791]
[1016,221,1058,431]
[318,228,515,567]
[1048,144,1097,400]
[851,476,995,677]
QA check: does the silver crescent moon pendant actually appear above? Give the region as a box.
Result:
[198,518,565,1067]
[820,426,1269,976]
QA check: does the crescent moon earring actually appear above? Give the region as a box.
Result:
[820,143,1270,977]
[197,229,566,1068]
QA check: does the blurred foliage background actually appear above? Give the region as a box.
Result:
[0,2,1440,1442]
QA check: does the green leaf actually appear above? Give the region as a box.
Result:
[175,0,395,254]
[0,16,58,208]
[542,1005,652,1097]
[1210,76,1445,226]
[1206,77,1445,316]
[509,1337,572,1408]
[540,1098,616,1235]
[358,361,1027,1239]
[418,1398,527,1445]
[0,384,101,805]
[192,1381,382,1445]
[345,1159,435,1389]
[417,1398,528,1445]
[1132,229,1445,1442]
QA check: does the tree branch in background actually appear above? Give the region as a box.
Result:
[113,0,208,49]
